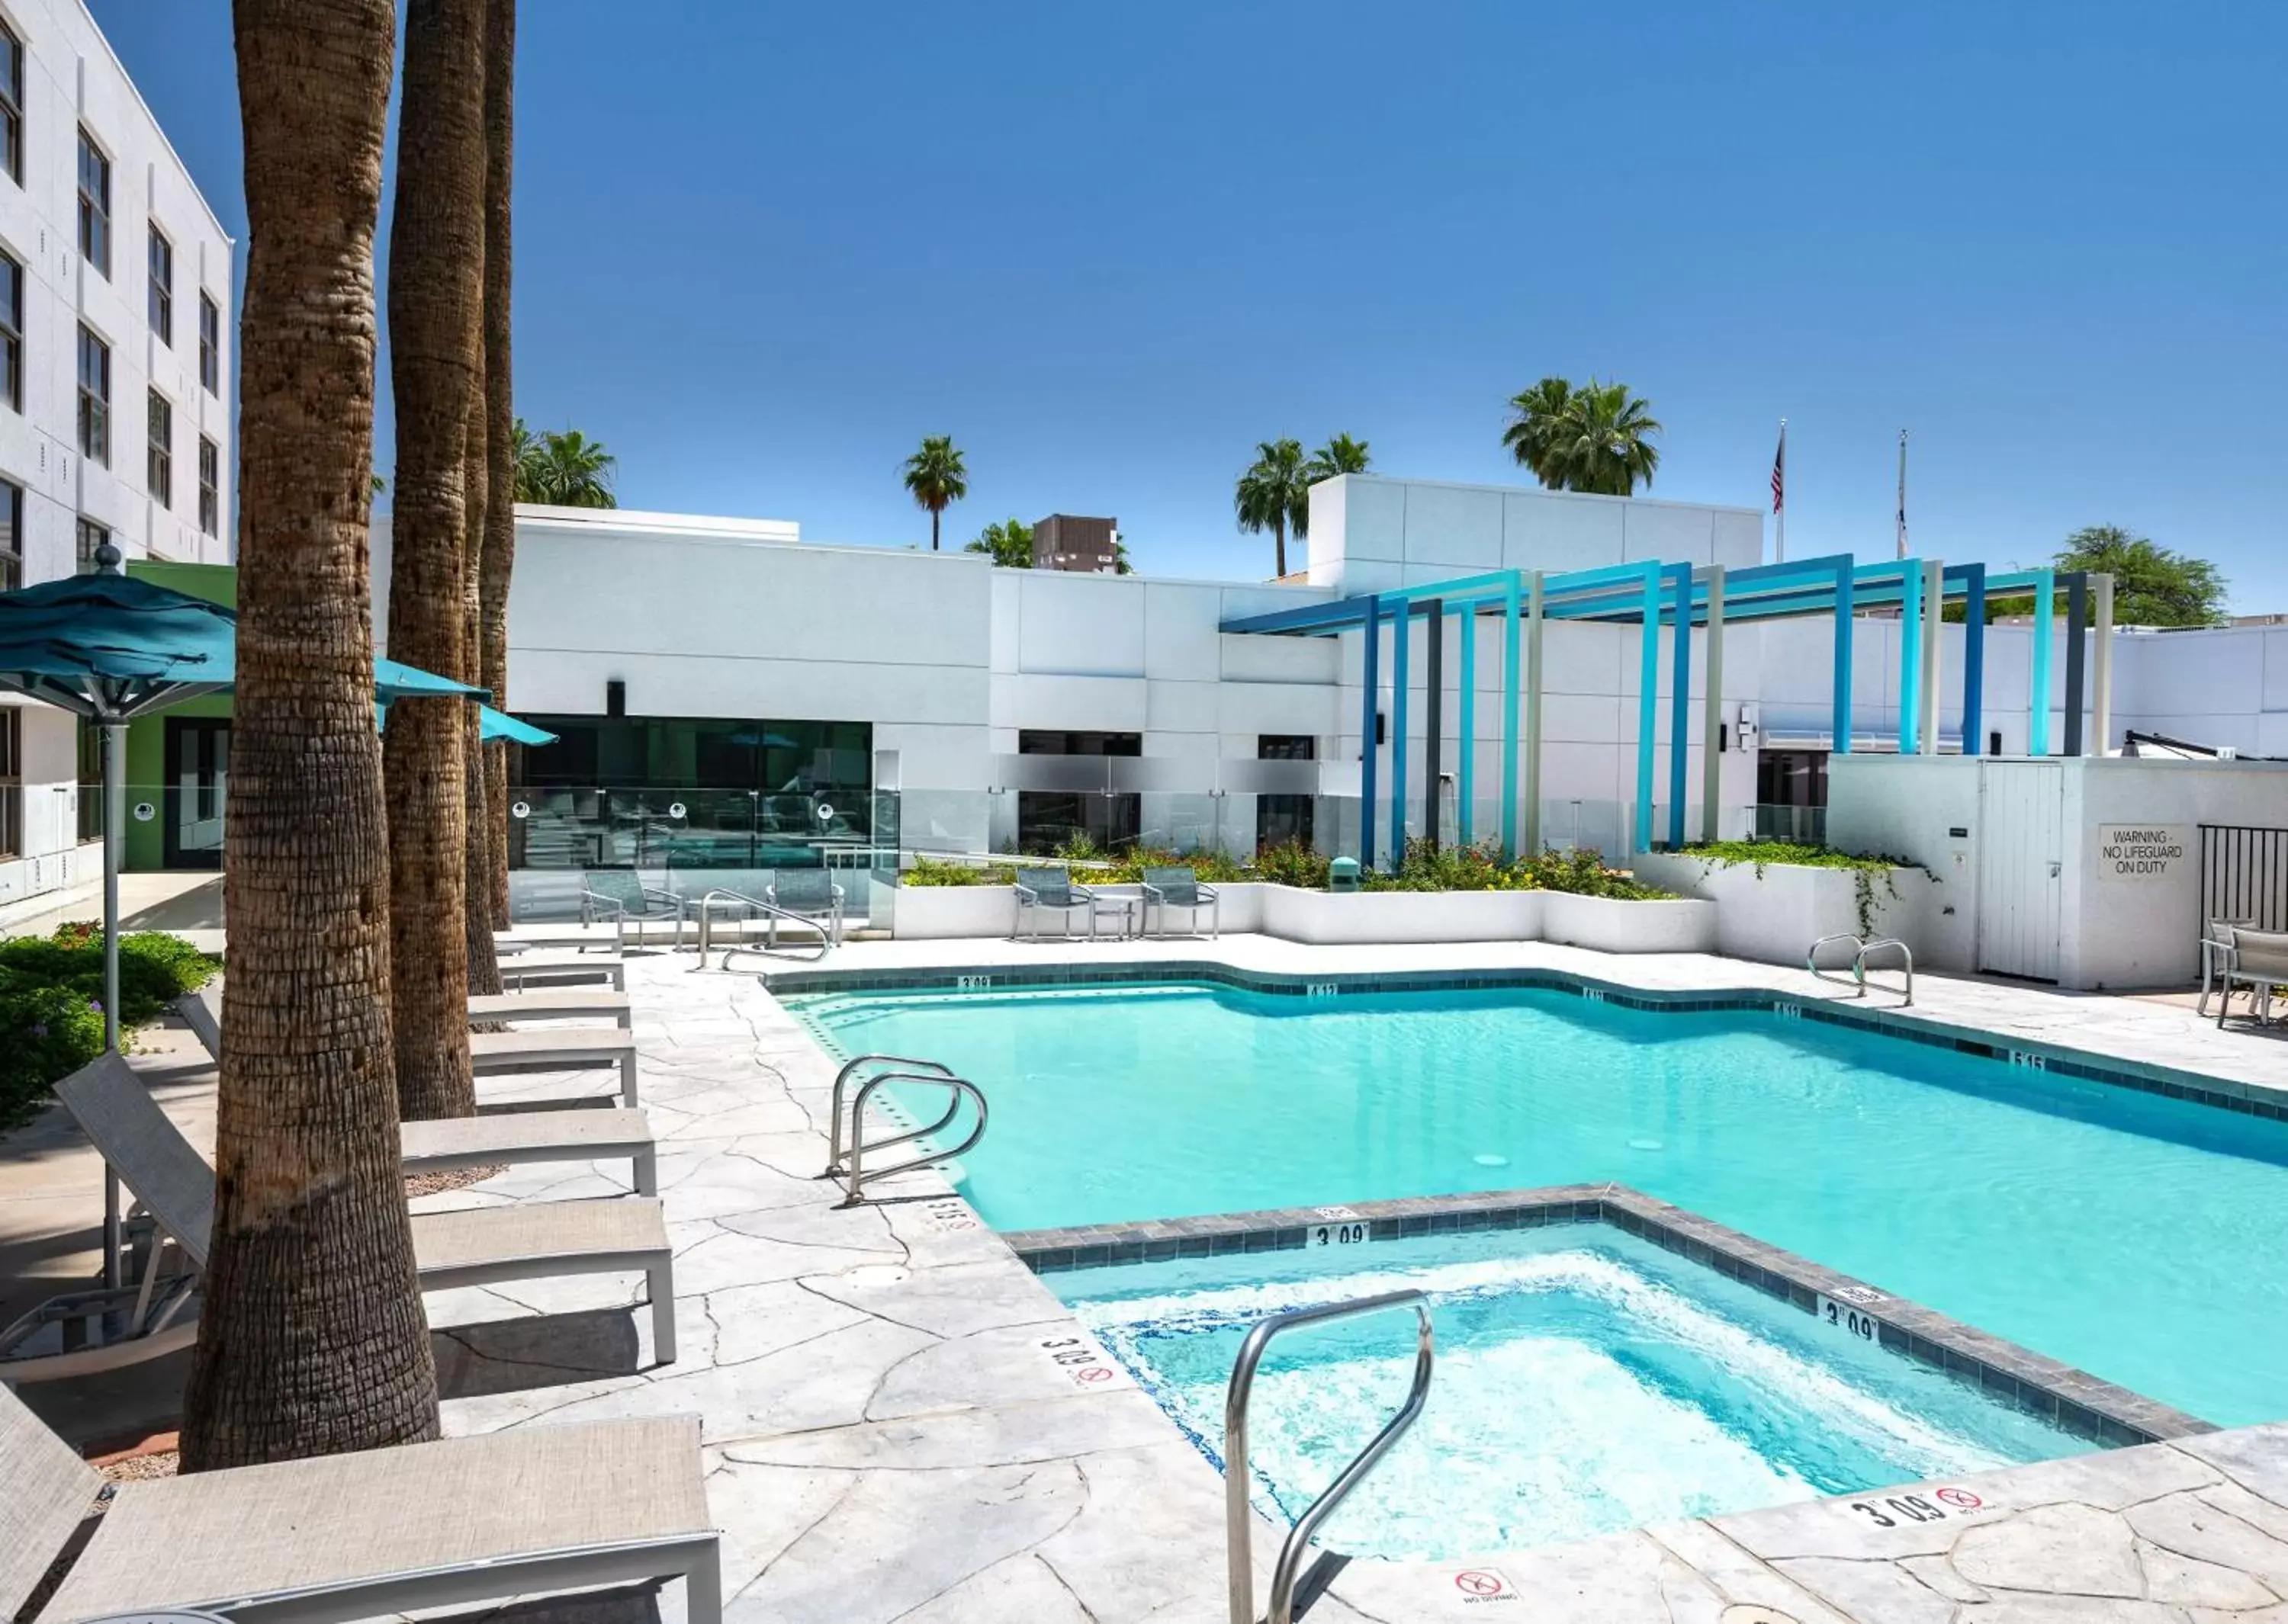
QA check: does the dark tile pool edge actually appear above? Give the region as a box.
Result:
[763,958,2288,1122]
[1000,1180,2214,1451]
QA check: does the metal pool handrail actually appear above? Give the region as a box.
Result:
[1858,936,1914,1006]
[693,887,831,964]
[821,1055,988,1207]
[1225,1289,1435,1624]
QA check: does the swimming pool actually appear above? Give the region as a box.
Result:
[1054,1224,2086,1559]
[792,980,2288,1425]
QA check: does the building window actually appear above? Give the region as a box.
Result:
[1016,730,1143,756]
[76,128,110,278]
[198,435,218,536]
[147,390,172,505]
[0,21,21,186]
[0,249,20,412]
[198,293,220,395]
[76,325,108,464]
[0,477,18,590]
[0,708,19,860]
[76,516,108,574]
[147,226,172,344]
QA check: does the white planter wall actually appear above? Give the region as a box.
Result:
[1541,892,1716,954]
[1631,854,1927,967]
[1257,886,1541,945]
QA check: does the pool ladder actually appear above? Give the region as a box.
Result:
[821,1054,988,1208]
[1808,933,1914,1006]
[1226,1290,1435,1624]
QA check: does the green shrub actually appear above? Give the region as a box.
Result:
[1363,837,1531,893]
[1252,839,1332,890]
[0,924,218,1126]
[1519,846,1673,900]
[901,857,1016,887]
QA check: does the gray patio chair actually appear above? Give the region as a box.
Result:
[2216,926,2288,1029]
[766,866,847,946]
[1013,864,1097,941]
[499,947,627,990]
[1140,865,1220,939]
[22,1053,679,1375]
[2,1383,720,1624]
[186,986,643,1110]
[580,870,684,951]
[2199,917,2255,1018]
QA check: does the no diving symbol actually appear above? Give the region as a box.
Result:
[1454,1571,1506,1597]
[1935,1487,1984,1510]
[1075,1365,1113,1384]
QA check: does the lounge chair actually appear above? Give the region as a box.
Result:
[35,1053,677,1370]
[499,947,626,990]
[495,926,620,954]
[765,867,846,947]
[2,1383,721,1624]
[2216,926,2288,1029]
[467,988,634,1029]
[2199,917,2255,1018]
[1013,865,1097,941]
[1140,865,1220,939]
[185,987,643,1110]
[581,871,686,952]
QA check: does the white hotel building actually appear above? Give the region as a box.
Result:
[0,0,232,906]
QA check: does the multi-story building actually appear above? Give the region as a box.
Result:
[0,0,233,907]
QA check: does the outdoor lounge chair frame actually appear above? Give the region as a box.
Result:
[580,875,686,952]
[1140,865,1220,939]
[2215,925,2288,1029]
[1012,865,1099,941]
[1,1384,721,1624]
[0,1053,677,1382]
[765,868,847,947]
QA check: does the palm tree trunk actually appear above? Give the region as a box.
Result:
[462,382,501,997]
[477,0,516,930]
[185,0,437,1470]
[931,507,940,551]
[383,0,485,1121]
[1274,516,1287,579]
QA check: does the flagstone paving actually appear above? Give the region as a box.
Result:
[8,929,2287,1620]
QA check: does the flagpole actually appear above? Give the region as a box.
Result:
[1774,418,1787,563]
[1896,429,1909,559]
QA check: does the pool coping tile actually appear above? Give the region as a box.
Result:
[1002,1180,2214,1450]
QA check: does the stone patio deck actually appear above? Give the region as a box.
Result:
[10,930,2288,1620]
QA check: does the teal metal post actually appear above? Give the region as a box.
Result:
[1635,563,1659,852]
[1898,560,1923,754]
[1666,562,1691,849]
[2029,569,2055,756]
[1390,604,1410,859]
[1359,595,1379,868]
[1499,573,1521,859]
[1458,608,1476,846]
[1832,557,1856,754]
[1523,571,1544,857]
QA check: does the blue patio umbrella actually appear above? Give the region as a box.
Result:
[376,701,558,746]
[0,560,484,1052]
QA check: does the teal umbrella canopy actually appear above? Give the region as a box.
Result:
[377,701,556,745]
[0,570,484,718]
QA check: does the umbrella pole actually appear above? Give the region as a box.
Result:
[101,720,124,1290]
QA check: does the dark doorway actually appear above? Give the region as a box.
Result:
[1256,733,1316,852]
[163,717,230,869]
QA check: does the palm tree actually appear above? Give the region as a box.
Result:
[1547,379,1661,496]
[509,416,543,499]
[477,0,516,931]
[1504,377,1661,495]
[1307,433,1371,480]
[963,517,1033,568]
[535,428,615,507]
[1501,377,1575,486]
[901,435,967,550]
[381,0,486,1124]
[186,0,438,1470]
[1235,438,1312,578]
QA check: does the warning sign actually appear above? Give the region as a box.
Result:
[2094,824,2184,882]
[1450,1568,1515,1603]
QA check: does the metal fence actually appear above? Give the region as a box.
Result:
[2196,824,2288,944]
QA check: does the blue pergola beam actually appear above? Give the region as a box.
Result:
[1390,602,1409,859]
[1635,563,1660,852]
[1833,555,1855,755]
[1500,572,1521,859]
[1949,563,1987,756]
[1459,608,1476,846]
[1358,595,1379,868]
[1666,561,1692,849]
[1898,559,1923,754]
[2030,569,2055,756]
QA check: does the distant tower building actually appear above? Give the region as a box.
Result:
[1033,514,1120,574]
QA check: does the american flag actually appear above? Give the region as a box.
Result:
[1770,424,1786,512]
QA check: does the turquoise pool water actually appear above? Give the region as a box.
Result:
[794,982,2288,1425]
[1056,1227,2083,1559]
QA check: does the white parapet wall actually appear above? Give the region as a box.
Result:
[1632,853,1930,968]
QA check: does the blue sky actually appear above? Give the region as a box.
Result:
[96,2,2286,605]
